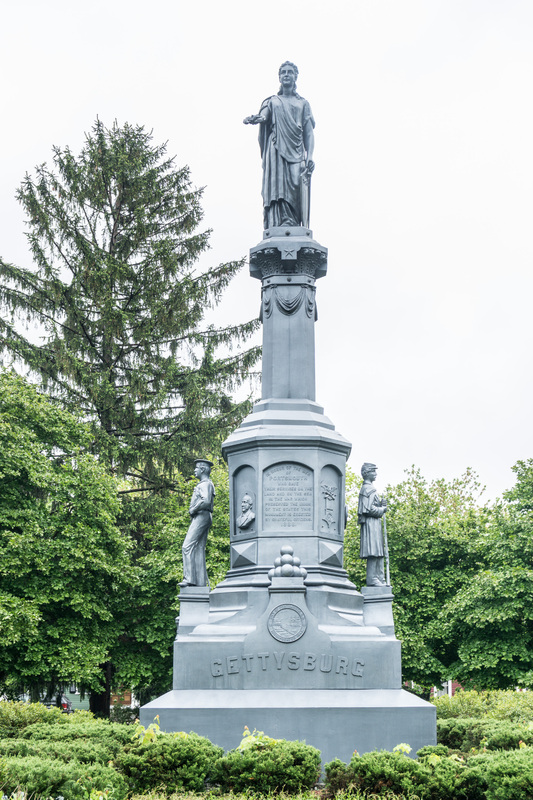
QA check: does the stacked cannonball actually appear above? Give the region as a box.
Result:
[268,544,307,579]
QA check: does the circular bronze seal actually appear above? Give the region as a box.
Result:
[268,604,307,643]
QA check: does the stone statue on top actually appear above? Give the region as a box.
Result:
[244,61,315,229]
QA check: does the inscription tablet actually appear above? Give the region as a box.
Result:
[263,463,313,530]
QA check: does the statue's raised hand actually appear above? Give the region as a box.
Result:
[243,114,265,125]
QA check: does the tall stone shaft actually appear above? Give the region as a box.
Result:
[220,225,354,591]
[251,227,326,400]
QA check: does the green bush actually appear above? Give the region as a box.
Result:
[0,701,74,737]
[20,720,132,745]
[417,743,450,758]
[0,736,123,764]
[2,755,127,800]
[433,690,533,722]
[325,751,431,798]
[115,732,223,794]
[467,748,533,800]
[0,757,7,786]
[212,736,321,794]
[437,717,533,751]
[324,749,478,800]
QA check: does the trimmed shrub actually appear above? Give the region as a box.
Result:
[212,737,321,794]
[115,732,223,794]
[417,743,450,758]
[325,751,432,798]
[325,749,476,800]
[466,748,533,800]
[0,736,123,764]
[433,689,533,722]
[2,755,127,800]
[0,701,72,737]
[20,720,132,746]
[437,717,533,752]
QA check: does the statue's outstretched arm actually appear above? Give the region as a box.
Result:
[243,114,265,125]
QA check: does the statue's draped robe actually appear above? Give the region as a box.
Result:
[258,93,314,228]
[182,478,215,586]
[358,483,386,558]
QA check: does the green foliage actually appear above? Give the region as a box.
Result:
[115,732,223,794]
[238,725,278,750]
[440,462,533,690]
[344,466,488,690]
[467,748,533,800]
[0,118,259,488]
[417,743,450,758]
[324,750,442,799]
[0,701,71,738]
[0,372,132,697]
[345,462,533,691]
[2,755,127,800]
[107,458,230,704]
[0,118,259,710]
[0,736,122,764]
[211,735,321,794]
[437,717,533,752]
[433,689,533,721]
[131,716,164,744]
[20,720,132,746]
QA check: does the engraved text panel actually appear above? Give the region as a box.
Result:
[263,463,314,530]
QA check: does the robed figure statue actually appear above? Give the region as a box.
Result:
[180,459,215,587]
[244,61,315,228]
[358,462,388,587]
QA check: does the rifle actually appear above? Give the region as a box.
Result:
[382,491,391,586]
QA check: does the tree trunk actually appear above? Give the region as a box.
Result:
[89,661,112,718]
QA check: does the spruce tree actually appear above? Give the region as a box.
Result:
[0,119,259,490]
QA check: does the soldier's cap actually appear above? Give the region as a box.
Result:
[195,458,214,468]
[361,462,377,474]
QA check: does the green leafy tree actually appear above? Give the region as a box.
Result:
[441,459,533,689]
[0,118,259,490]
[344,466,489,694]
[0,370,131,697]
[0,119,259,712]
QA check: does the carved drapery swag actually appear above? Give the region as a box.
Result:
[261,285,316,321]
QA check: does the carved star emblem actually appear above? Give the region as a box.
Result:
[283,248,295,259]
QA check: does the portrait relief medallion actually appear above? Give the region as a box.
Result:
[268,604,307,643]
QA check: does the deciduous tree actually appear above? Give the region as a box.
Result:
[0,370,130,697]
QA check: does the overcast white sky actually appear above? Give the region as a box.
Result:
[2,0,532,501]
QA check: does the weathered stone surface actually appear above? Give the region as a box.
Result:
[141,78,436,759]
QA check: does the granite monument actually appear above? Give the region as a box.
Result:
[141,63,436,764]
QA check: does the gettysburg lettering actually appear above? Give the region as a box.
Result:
[211,651,365,677]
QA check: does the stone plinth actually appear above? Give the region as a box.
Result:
[142,689,436,766]
[144,574,435,760]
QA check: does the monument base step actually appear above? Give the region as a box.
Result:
[141,688,436,766]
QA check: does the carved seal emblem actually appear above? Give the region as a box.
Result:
[268,604,307,643]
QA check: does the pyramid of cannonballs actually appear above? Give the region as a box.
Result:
[268,544,308,579]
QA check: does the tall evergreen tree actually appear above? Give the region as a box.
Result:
[0,120,259,714]
[0,119,260,490]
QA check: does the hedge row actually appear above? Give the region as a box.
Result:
[437,716,533,751]
[324,748,533,800]
[0,708,321,797]
[3,698,533,799]
[433,689,533,722]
